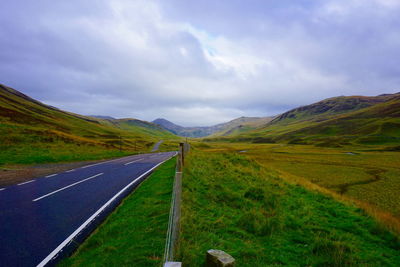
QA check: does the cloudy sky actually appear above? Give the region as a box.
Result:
[1,0,399,126]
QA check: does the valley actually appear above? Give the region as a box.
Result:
[1,83,399,266]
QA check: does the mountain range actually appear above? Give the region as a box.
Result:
[152,116,274,138]
[1,82,399,164]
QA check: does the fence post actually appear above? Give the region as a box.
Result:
[179,142,184,168]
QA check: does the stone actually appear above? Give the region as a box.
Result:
[164,262,182,267]
[206,249,235,267]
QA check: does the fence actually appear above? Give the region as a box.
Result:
[163,142,189,266]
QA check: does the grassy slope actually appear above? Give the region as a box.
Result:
[0,84,177,165]
[60,158,176,267]
[178,148,400,266]
[215,95,400,147]
[271,95,393,125]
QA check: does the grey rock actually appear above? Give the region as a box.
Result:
[206,249,235,267]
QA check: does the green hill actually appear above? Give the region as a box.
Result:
[272,94,393,125]
[0,83,177,165]
[209,93,400,147]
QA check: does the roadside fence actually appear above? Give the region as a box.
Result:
[163,142,189,266]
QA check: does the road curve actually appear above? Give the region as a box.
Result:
[0,151,176,266]
[151,140,163,152]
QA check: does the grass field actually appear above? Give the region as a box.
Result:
[60,157,176,266]
[178,147,400,266]
[193,142,400,230]
[242,144,400,218]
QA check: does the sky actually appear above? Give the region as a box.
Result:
[1,0,399,126]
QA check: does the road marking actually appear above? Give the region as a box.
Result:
[124,159,143,166]
[36,155,175,267]
[81,162,105,169]
[0,188,5,191]
[45,174,58,178]
[81,156,138,169]
[33,173,104,202]
[18,180,35,186]
[65,169,76,173]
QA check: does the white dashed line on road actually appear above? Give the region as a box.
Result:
[33,173,104,202]
[124,159,143,166]
[17,180,35,186]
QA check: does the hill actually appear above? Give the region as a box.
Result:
[153,116,274,138]
[0,83,177,165]
[272,94,395,125]
[209,92,400,147]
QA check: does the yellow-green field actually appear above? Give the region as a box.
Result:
[194,142,400,230]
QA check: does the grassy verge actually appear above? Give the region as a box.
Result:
[178,149,400,266]
[0,143,134,165]
[60,157,176,266]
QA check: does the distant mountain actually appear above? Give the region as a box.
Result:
[219,92,400,147]
[211,116,274,137]
[152,118,214,137]
[152,118,187,135]
[153,116,274,138]
[0,83,176,164]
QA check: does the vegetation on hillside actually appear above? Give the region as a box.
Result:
[178,147,400,266]
[0,84,179,165]
[206,93,400,147]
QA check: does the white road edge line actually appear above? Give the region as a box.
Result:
[18,180,35,186]
[33,173,104,202]
[45,174,58,178]
[36,155,175,267]
[124,159,143,166]
[0,188,5,191]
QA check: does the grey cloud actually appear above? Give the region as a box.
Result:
[0,0,399,126]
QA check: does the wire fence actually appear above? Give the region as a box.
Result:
[163,143,189,265]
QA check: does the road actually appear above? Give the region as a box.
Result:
[151,140,163,152]
[0,151,176,266]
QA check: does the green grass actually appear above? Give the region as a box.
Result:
[178,149,400,266]
[60,158,176,267]
[242,144,400,218]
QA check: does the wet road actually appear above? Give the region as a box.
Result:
[0,151,176,266]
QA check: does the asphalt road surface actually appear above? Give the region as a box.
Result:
[151,140,163,152]
[0,151,176,266]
